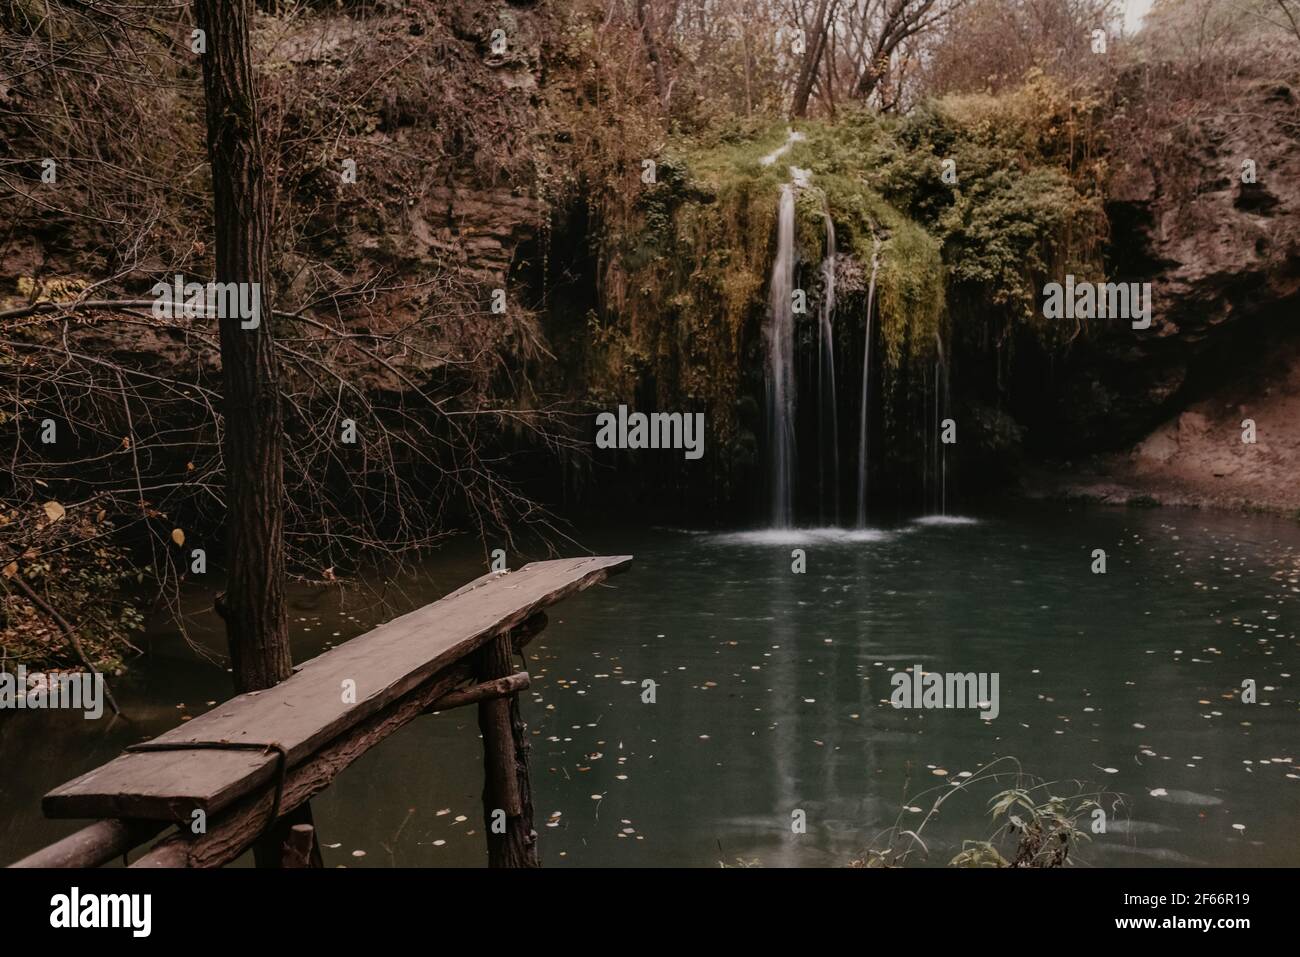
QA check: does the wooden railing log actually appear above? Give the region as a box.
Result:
[8,819,166,869]
[426,671,530,712]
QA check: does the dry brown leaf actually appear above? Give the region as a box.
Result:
[42,500,65,523]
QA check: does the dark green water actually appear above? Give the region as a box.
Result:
[3,502,1297,867]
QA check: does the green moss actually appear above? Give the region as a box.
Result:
[877,220,946,371]
[578,83,1106,487]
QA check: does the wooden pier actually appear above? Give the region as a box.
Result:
[9,555,632,869]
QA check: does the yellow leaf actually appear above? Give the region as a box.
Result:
[42,500,66,523]
[171,528,185,547]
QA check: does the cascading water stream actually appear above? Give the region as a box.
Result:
[818,201,839,525]
[855,240,880,528]
[936,330,950,516]
[766,183,797,528]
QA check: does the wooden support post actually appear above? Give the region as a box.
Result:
[282,823,316,868]
[276,804,323,867]
[476,634,539,867]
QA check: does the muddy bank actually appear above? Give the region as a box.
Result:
[1023,333,1300,515]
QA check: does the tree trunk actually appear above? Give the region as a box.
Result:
[791,0,835,118]
[636,0,671,109]
[194,0,319,869]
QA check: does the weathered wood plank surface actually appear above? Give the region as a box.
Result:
[44,556,631,822]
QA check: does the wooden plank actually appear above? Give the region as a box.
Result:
[132,622,533,868]
[20,614,549,870]
[45,556,631,822]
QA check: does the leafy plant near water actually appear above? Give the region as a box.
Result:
[950,786,1103,868]
[853,756,1123,868]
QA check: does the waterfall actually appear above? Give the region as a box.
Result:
[817,202,839,525]
[856,241,880,528]
[936,330,949,516]
[766,183,797,528]
[761,129,805,168]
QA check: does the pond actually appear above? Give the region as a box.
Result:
[2,502,1297,867]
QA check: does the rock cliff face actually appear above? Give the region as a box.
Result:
[1059,70,1300,449]
[1034,66,1300,510]
[0,0,549,312]
[260,0,550,300]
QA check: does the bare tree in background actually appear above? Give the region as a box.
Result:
[791,0,840,116]
[845,0,966,105]
[1277,0,1300,41]
[920,0,1121,96]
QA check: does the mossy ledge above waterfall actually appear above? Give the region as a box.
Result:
[563,75,1107,511]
